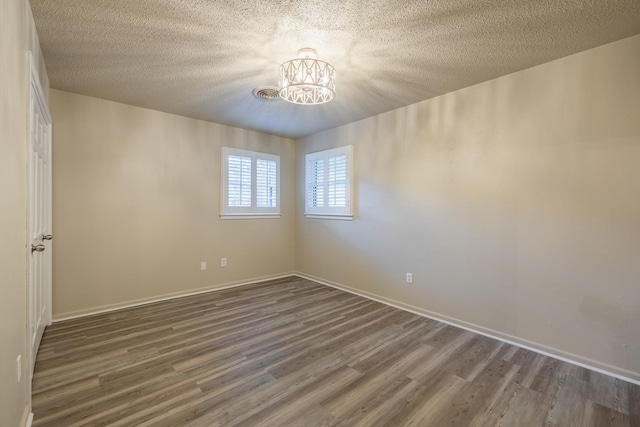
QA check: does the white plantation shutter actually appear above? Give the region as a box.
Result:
[256,159,277,208]
[306,158,324,208]
[328,154,347,207]
[227,155,252,207]
[222,147,280,217]
[305,146,353,218]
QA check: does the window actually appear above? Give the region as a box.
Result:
[221,147,280,218]
[305,145,353,219]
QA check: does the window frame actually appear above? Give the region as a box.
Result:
[221,147,281,219]
[305,145,354,220]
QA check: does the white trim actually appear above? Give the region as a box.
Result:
[220,214,281,220]
[53,272,295,322]
[305,145,353,217]
[24,412,34,427]
[221,147,281,216]
[49,268,640,385]
[294,272,640,385]
[304,214,354,221]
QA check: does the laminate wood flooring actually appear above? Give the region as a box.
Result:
[32,276,640,426]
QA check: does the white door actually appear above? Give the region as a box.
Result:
[28,53,52,375]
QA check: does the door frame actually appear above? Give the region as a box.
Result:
[27,50,52,378]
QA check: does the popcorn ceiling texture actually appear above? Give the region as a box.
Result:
[31,0,640,138]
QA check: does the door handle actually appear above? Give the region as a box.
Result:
[42,234,52,241]
[32,244,46,253]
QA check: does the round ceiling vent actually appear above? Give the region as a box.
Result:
[253,86,281,101]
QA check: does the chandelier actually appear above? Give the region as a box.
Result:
[279,48,335,105]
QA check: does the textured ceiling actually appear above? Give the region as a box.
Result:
[31,0,640,139]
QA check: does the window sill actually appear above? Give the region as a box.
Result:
[220,214,281,220]
[304,214,354,221]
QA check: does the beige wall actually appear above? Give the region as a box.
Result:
[50,90,296,318]
[0,0,49,425]
[296,35,640,381]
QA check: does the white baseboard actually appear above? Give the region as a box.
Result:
[50,270,639,385]
[53,272,296,322]
[295,272,640,385]
[24,412,34,427]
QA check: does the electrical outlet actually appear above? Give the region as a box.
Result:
[406,273,413,284]
[16,355,21,383]
[221,258,227,267]
[200,261,207,271]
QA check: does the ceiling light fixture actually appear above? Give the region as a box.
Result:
[279,48,335,105]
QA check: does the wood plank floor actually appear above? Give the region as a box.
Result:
[32,276,640,426]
